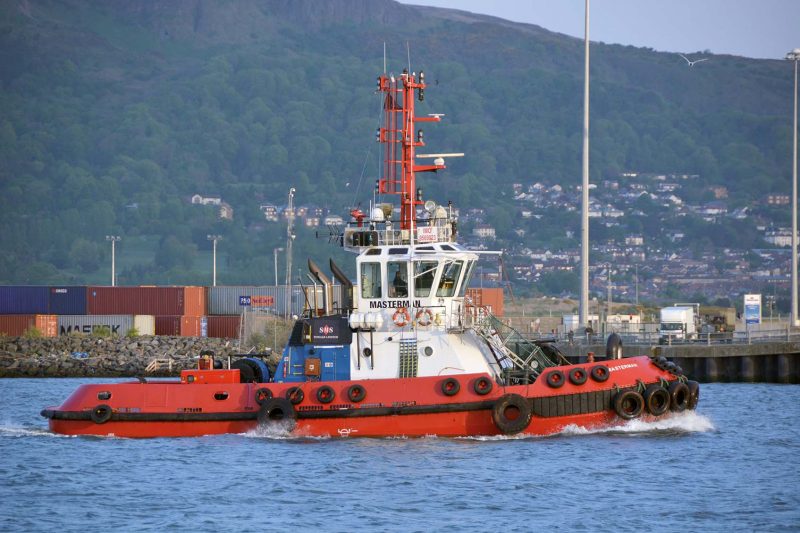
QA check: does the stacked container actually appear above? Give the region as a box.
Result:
[0,315,58,337]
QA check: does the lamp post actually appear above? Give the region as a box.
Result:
[207,235,222,286]
[105,235,121,286]
[787,48,800,327]
[273,247,284,288]
[579,0,591,329]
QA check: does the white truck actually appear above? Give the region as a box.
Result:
[659,305,698,343]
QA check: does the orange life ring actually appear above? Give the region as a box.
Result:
[415,309,433,326]
[393,307,410,327]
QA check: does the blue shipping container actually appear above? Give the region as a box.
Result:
[48,286,88,315]
[0,286,50,315]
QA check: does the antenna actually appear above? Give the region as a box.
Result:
[406,41,411,74]
[383,42,387,74]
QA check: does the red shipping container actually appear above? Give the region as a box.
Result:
[89,287,183,315]
[0,315,58,337]
[155,316,206,337]
[465,288,504,317]
[207,316,240,338]
[183,287,208,317]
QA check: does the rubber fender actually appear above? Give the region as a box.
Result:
[613,390,644,420]
[491,394,532,435]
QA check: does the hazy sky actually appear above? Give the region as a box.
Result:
[402,0,799,60]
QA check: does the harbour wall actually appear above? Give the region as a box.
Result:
[559,342,800,383]
[0,336,240,378]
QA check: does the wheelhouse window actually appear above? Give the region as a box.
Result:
[388,261,408,298]
[360,262,382,299]
[436,260,464,297]
[457,260,476,297]
[414,261,438,298]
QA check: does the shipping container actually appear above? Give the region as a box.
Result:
[57,315,134,337]
[183,286,208,317]
[48,286,88,315]
[0,286,49,315]
[465,287,504,317]
[207,316,240,338]
[133,315,155,336]
[155,316,207,337]
[0,315,57,337]
[87,286,206,316]
[208,286,336,316]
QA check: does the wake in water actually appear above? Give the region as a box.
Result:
[0,424,77,438]
[557,410,716,437]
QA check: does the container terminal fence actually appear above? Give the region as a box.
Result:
[505,317,800,346]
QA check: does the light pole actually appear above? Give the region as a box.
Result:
[207,235,222,286]
[273,247,284,288]
[579,0,591,329]
[105,235,121,286]
[787,48,800,327]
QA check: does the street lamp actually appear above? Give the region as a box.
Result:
[273,247,284,287]
[579,0,591,329]
[105,235,121,286]
[787,48,800,327]
[207,235,222,286]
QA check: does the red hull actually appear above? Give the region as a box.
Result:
[43,356,694,438]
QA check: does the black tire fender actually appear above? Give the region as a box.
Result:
[545,370,565,388]
[257,398,297,430]
[441,377,460,396]
[90,404,113,424]
[491,394,532,435]
[613,390,644,420]
[347,384,366,403]
[255,388,273,406]
[285,386,304,405]
[686,380,700,410]
[643,384,670,416]
[668,381,690,412]
[316,385,335,404]
[473,376,493,396]
[590,365,610,382]
[568,367,588,385]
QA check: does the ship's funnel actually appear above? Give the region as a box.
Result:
[308,258,333,316]
[330,258,353,313]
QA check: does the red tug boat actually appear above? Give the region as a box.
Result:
[43,63,699,439]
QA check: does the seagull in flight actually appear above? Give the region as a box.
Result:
[679,54,709,67]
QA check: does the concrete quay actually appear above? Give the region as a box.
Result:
[558,342,800,384]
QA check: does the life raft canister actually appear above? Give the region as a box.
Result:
[415,309,434,327]
[392,308,411,327]
[491,394,532,435]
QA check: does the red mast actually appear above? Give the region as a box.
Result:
[377,69,444,231]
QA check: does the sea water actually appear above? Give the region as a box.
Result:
[0,379,798,532]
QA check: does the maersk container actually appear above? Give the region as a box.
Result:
[0,286,49,315]
[208,286,338,316]
[57,315,134,337]
[207,316,240,338]
[48,286,88,315]
[0,315,58,337]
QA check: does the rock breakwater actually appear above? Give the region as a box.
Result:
[0,336,241,377]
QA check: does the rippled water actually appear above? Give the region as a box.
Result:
[1,379,798,532]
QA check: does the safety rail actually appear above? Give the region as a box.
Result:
[343,221,454,249]
[471,311,560,380]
